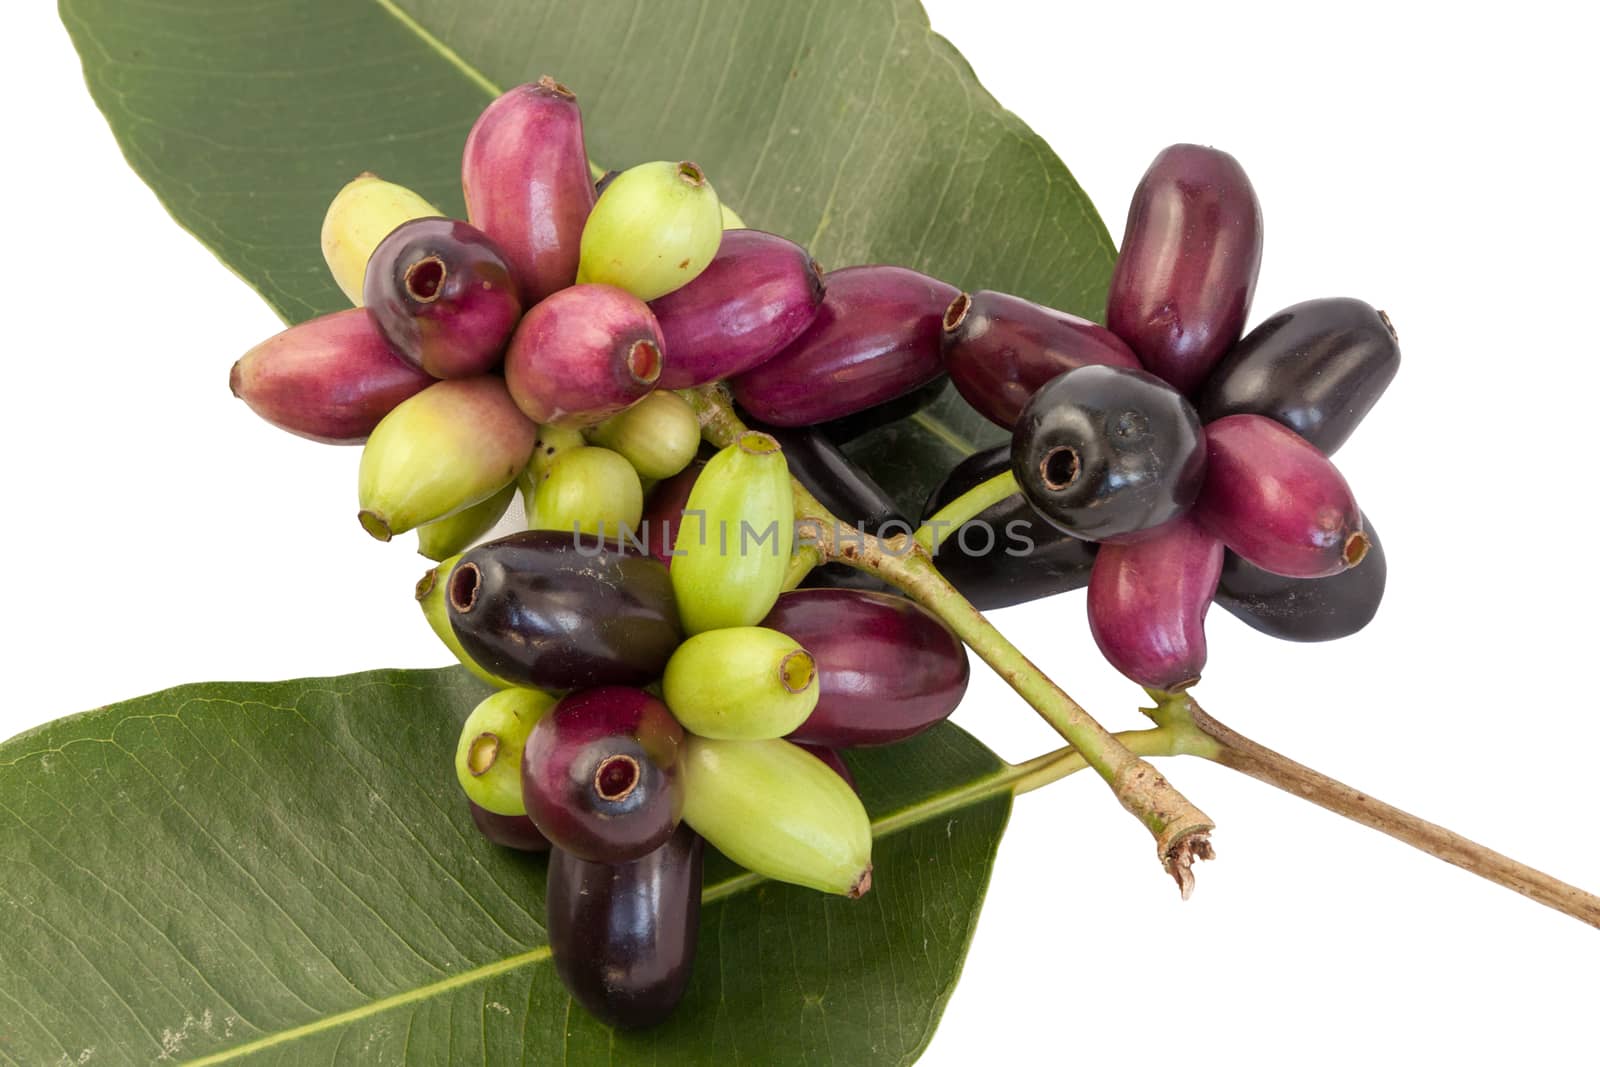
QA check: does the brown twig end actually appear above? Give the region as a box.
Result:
[1165,831,1216,900]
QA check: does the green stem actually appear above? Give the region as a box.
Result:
[684,385,1215,892]
[914,470,1020,552]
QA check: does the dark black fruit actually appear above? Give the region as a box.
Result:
[447,531,682,690]
[547,824,703,1029]
[1216,513,1387,641]
[1011,365,1207,543]
[921,445,1097,609]
[1198,298,1400,455]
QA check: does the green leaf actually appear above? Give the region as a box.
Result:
[0,668,1011,1064]
[58,0,1112,508]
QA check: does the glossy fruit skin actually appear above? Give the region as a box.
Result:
[454,687,557,815]
[546,824,702,1029]
[921,445,1097,610]
[638,459,704,567]
[578,161,723,301]
[663,627,819,740]
[732,265,960,426]
[1087,517,1223,692]
[362,217,522,379]
[230,308,432,443]
[1217,513,1386,641]
[462,78,595,304]
[1193,414,1367,578]
[1107,144,1263,394]
[672,433,793,634]
[1011,365,1207,543]
[585,390,701,481]
[762,589,969,747]
[448,531,683,690]
[1197,298,1400,455]
[468,800,550,852]
[415,555,515,688]
[943,290,1141,429]
[416,481,516,561]
[650,229,825,388]
[522,686,685,864]
[320,173,439,306]
[525,446,643,537]
[357,377,538,540]
[504,284,665,427]
[680,736,872,897]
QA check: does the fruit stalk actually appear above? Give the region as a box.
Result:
[914,469,1020,552]
[1142,691,1600,929]
[685,385,1215,891]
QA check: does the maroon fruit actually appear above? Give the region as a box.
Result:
[546,825,703,1029]
[461,77,595,304]
[1106,144,1263,394]
[467,799,549,852]
[362,217,521,378]
[638,459,704,567]
[522,687,685,864]
[762,589,969,747]
[448,531,682,690]
[943,290,1141,429]
[650,230,825,388]
[732,265,959,426]
[1193,414,1368,579]
[1087,516,1223,691]
[504,284,666,426]
[229,308,431,443]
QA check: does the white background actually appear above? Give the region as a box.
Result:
[5,1,1597,1063]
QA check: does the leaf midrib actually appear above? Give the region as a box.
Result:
[178,764,1020,1065]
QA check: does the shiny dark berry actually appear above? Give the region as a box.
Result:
[447,531,682,691]
[1011,365,1206,543]
[1197,298,1400,455]
[547,824,703,1029]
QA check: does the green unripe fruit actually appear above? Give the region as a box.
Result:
[672,432,794,634]
[518,423,589,497]
[662,627,818,739]
[526,446,643,536]
[415,556,515,687]
[584,390,701,481]
[577,161,722,301]
[454,687,557,815]
[358,377,538,540]
[416,481,516,561]
[320,173,439,305]
[719,202,746,230]
[680,735,872,897]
